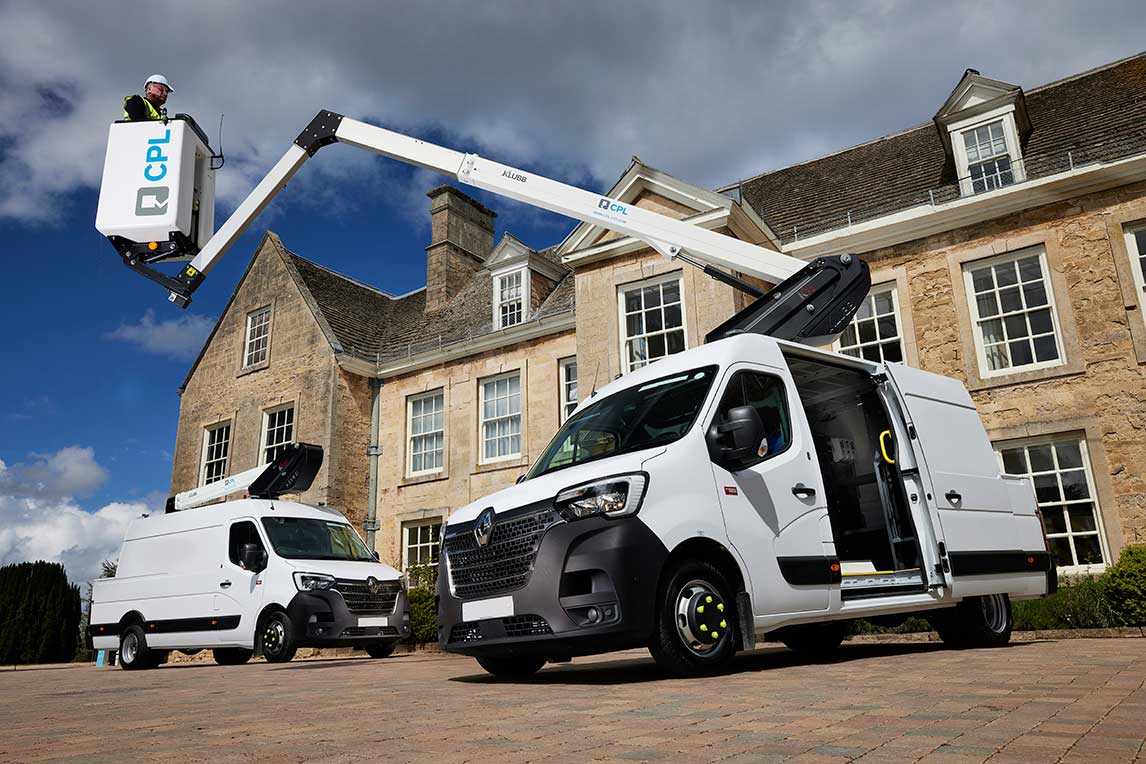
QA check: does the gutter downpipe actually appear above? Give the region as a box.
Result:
[365,376,382,551]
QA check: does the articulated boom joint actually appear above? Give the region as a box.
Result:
[294,110,345,156]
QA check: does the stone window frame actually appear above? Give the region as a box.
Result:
[406,388,446,478]
[260,401,297,466]
[477,370,523,465]
[241,304,273,371]
[199,419,232,487]
[617,271,688,374]
[1104,204,1146,365]
[962,246,1066,378]
[493,267,530,330]
[558,356,578,423]
[945,234,1084,391]
[832,267,919,366]
[392,507,447,570]
[986,417,1123,569]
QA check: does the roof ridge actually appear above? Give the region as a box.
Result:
[718,50,1146,192]
[284,249,397,299]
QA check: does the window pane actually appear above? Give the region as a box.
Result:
[1067,504,1097,533]
[1033,335,1059,362]
[643,285,661,308]
[1029,445,1054,471]
[1001,448,1026,474]
[666,330,685,354]
[999,287,1022,313]
[1055,442,1083,469]
[984,344,1008,370]
[855,298,873,321]
[625,290,641,313]
[664,303,682,329]
[976,293,999,318]
[1029,309,1053,335]
[662,281,680,304]
[862,345,881,362]
[1073,535,1104,565]
[882,342,903,363]
[646,309,662,332]
[1043,506,1068,534]
[1018,257,1042,282]
[981,319,1005,344]
[873,290,893,315]
[994,262,1018,287]
[1023,282,1048,307]
[1034,474,1061,503]
[1004,314,1028,339]
[877,315,897,340]
[1008,340,1033,367]
[971,268,994,292]
[1049,538,1073,567]
[1061,469,1090,501]
[858,320,877,344]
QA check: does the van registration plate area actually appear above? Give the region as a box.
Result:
[461,595,515,622]
[357,616,390,627]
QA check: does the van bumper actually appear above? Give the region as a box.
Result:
[437,512,668,659]
[286,588,410,647]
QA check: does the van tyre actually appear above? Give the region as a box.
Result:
[259,611,298,663]
[365,641,396,659]
[212,648,253,665]
[780,622,848,658]
[650,559,737,677]
[930,593,1013,649]
[475,654,546,678]
[118,624,158,670]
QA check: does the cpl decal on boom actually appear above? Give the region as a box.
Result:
[136,128,172,217]
[598,198,628,216]
[501,169,528,183]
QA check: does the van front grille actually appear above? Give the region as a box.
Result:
[334,579,400,614]
[443,506,561,599]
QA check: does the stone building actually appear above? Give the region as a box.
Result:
[173,52,1146,576]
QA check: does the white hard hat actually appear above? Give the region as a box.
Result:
[145,74,174,92]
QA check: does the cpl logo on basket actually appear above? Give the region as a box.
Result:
[474,507,495,547]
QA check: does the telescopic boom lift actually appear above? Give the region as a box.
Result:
[96,111,869,344]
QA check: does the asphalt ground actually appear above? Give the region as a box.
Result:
[2,638,1144,764]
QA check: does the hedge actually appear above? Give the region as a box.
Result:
[0,561,82,665]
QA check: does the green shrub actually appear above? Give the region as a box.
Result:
[1013,573,1119,630]
[405,587,438,644]
[1104,544,1146,626]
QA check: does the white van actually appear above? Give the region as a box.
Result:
[436,333,1056,677]
[90,450,409,669]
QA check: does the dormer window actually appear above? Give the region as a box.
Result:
[495,269,527,329]
[963,121,1014,193]
[933,69,1031,198]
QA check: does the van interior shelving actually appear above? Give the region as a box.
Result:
[784,353,926,598]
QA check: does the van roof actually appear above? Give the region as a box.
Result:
[124,498,347,541]
[581,334,882,409]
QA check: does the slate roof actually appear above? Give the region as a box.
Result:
[283,243,574,365]
[738,52,1146,244]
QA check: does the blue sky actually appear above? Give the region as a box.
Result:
[2,1,1144,583]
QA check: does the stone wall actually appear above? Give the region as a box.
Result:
[372,329,576,568]
[858,180,1146,554]
[171,236,340,508]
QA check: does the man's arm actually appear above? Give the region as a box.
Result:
[123,95,148,121]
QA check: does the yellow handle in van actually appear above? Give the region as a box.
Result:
[879,430,895,465]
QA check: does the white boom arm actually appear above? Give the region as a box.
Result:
[173,462,266,510]
[175,111,803,304]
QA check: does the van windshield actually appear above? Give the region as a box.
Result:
[260,517,375,561]
[527,366,718,479]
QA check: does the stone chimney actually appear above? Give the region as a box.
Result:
[424,186,496,313]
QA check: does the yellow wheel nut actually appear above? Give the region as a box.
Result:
[711,631,719,639]
[720,620,727,628]
[699,624,708,631]
[717,603,724,612]
[697,605,705,614]
[706,595,713,603]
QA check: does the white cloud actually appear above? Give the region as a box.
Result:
[0,446,109,499]
[103,309,215,360]
[1,1,1143,230]
[0,447,150,584]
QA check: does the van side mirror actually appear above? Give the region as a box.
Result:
[706,406,766,472]
[240,543,268,573]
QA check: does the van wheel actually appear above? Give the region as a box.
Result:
[259,611,298,663]
[475,654,546,678]
[930,593,1013,649]
[365,641,396,659]
[118,625,157,670]
[649,559,737,677]
[212,648,253,665]
[779,622,848,658]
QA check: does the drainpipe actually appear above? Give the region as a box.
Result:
[364,377,382,551]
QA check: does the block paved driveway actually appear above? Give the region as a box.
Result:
[2,638,1144,764]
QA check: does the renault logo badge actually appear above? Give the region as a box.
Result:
[366,576,381,594]
[475,507,495,547]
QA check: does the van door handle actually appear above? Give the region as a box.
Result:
[792,483,816,499]
[219,580,232,589]
[945,491,962,504]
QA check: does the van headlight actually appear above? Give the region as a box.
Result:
[293,572,336,591]
[554,473,648,520]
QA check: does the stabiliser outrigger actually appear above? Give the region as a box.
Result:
[96,110,870,344]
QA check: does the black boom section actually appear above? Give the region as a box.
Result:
[706,254,870,344]
[294,110,344,155]
[249,443,324,498]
